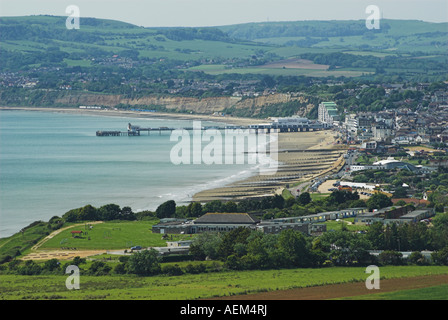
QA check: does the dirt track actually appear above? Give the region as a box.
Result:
[208,275,448,300]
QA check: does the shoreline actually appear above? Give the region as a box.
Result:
[1,106,343,237]
[192,130,344,202]
[0,106,265,126]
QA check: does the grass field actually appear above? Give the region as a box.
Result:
[340,284,448,300]
[39,220,193,250]
[1,265,447,300]
[187,64,373,77]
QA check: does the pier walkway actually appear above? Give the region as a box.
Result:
[96,122,327,136]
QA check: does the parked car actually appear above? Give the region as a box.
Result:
[131,246,142,250]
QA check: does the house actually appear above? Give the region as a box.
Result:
[166,240,193,248]
[189,213,260,234]
[151,213,260,234]
[398,208,435,223]
[256,222,310,235]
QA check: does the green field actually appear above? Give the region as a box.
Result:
[39,220,193,250]
[1,265,447,300]
[340,284,448,300]
[187,64,374,77]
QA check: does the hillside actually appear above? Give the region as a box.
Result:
[0,16,447,116]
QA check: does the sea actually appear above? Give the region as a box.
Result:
[0,109,263,238]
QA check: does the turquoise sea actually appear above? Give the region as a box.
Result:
[0,110,257,237]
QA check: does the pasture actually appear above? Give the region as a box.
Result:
[1,265,447,300]
[38,220,192,251]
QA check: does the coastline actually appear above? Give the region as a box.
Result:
[1,106,343,212]
[0,106,264,126]
[192,130,344,202]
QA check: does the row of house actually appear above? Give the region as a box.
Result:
[152,207,379,237]
[153,205,434,237]
[354,207,435,226]
[342,105,448,146]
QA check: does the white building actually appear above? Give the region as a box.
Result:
[270,116,310,126]
[318,102,339,127]
[344,114,359,133]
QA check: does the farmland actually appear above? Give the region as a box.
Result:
[1,266,447,300]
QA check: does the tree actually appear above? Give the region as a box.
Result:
[155,200,176,219]
[297,192,312,206]
[271,195,285,209]
[430,212,448,249]
[408,251,427,265]
[223,201,238,213]
[378,250,403,266]
[277,229,310,267]
[203,200,223,213]
[392,187,408,199]
[127,249,161,276]
[88,261,112,276]
[366,221,385,250]
[18,260,42,275]
[218,227,251,260]
[432,246,448,266]
[43,258,60,272]
[98,204,121,221]
[186,202,203,217]
[189,232,223,260]
[366,193,393,211]
[121,206,135,220]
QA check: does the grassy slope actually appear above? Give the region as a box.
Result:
[1,16,446,74]
[39,220,193,250]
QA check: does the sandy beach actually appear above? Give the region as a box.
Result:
[0,106,264,126]
[1,106,345,203]
[192,130,345,202]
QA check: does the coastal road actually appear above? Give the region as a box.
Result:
[289,180,313,197]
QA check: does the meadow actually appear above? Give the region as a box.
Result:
[1,265,447,300]
[39,220,193,250]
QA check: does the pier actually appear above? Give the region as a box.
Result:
[96,119,327,137]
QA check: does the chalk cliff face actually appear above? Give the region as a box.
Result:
[53,92,314,116]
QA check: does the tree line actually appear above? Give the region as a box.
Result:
[59,190,395,223]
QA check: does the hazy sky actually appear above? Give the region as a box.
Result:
[0,0,447,27]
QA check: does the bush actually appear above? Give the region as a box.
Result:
[408,251,428,265]
[88,261,112,276]
[184,263,206,274]
[378,250,404,266]
[18,260,42,275]
[127,249,161,276]
[431,246,448,266]
[162,264,184,276]
[114,263,127,274]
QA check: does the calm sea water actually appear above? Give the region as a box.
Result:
[0,110,257,237]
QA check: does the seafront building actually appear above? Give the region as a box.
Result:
[151,206,433,236]
[318,102,340,127]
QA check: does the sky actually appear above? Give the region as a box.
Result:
[0,0,447,27]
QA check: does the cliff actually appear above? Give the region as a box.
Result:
[1,90,317,118]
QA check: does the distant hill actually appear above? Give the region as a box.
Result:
[218,19,448,53]
[0,15,446,80]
